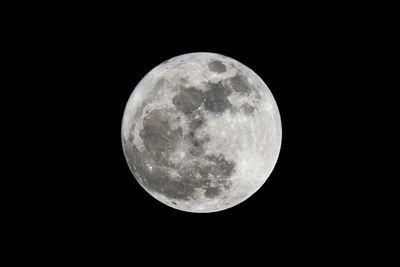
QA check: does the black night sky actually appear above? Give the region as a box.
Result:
[15,3,376,261]
[63,23,350,249]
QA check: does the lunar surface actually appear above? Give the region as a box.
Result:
[121,52,281,213]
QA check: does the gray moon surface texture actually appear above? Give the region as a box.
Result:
[121,52,282,213]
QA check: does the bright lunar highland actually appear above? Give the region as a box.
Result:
[121,52,282,213]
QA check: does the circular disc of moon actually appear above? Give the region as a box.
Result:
[121,52,282,213]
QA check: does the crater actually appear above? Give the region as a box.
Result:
[208,60,227,73]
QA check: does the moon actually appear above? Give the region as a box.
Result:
[121,52,281,213]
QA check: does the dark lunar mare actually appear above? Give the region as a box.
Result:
[124,131,235,201]
[229,74,252,94]
[229,74,261,100]
[139,109,182,163]
[125,143,197,200]
[208,60,227,73]
[202,82,232,114]
[124,81,243,201]
[172,87,202,114]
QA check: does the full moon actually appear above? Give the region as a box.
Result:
[121,52,282,213]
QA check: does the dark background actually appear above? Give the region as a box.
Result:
[65,21,349,247]
[11,2,383,262]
